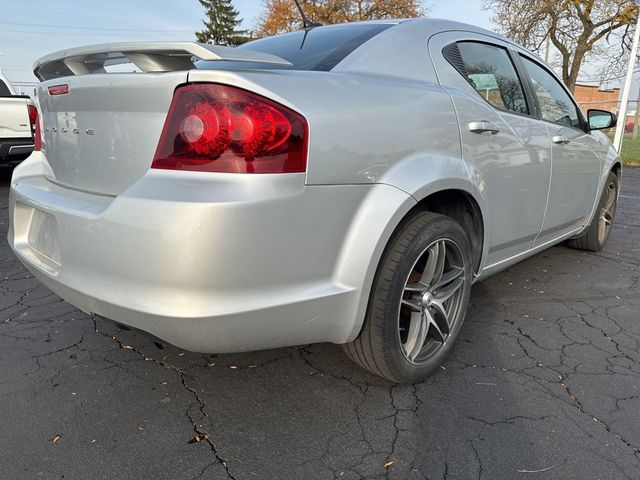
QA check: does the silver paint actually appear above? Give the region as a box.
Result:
[8,19,621,353]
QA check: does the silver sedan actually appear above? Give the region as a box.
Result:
[8,19,621,383]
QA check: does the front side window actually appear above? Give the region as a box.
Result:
[455,42,528,115]
[520,56,581,129]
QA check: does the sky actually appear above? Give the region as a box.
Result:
[0,0,492,85]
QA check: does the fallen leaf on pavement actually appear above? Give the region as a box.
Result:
[384,461,394,468]
[188,433,209,444]
[51,435,62,444]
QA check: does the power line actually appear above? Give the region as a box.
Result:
[577,69,640,83]
[0,20,194,34]
[0,28,193,38]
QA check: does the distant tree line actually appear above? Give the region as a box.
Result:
[195,0,425,45]
[195,0,639,94]
[256,0,425,37]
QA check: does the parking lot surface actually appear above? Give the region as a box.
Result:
[1,167,639,480]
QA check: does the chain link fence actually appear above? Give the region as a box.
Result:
[579,99,640,164]
[11,82,38,98]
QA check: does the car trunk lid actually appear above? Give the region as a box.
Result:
[39,72,188,196]
[34,42,292,196]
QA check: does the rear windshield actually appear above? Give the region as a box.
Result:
[198,23,393,72]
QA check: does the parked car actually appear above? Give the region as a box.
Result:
[8,19,621,383]
[0,73,36,167]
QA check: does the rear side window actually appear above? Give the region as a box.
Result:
[449,42,528,115]
[520,56,581,129]
[237,24,393,71]
[0,80,11,96]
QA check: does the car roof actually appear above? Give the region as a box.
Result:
[317,17,513,47]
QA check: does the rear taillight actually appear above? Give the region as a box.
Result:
[151,84,308,173]
[27,104,41,151]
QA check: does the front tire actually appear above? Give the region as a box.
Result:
[344,212,473,384]
[567,171,619,252]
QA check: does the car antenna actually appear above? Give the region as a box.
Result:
[293,0,322,29]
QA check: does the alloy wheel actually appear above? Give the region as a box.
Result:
[398,239,467,365]
[598,180,617,244]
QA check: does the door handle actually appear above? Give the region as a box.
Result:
[552,135,570,145]
[468,121,500,135]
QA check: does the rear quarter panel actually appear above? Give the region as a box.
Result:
[188,68,464,186]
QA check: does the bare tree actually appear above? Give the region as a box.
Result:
[483,0,638,91]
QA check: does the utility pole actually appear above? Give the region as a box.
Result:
[633,81,640,138]
[614,7,640,152]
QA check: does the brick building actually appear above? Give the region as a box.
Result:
[573,83,620,114]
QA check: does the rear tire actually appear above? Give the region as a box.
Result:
[344,211,473,384]
[567,171,619,252]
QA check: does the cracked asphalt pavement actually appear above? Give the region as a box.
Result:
[1,167,639,480]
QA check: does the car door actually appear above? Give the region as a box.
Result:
[429,32,552,267]
[517,54,604,245]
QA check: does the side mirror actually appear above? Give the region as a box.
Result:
[587,109,617,131]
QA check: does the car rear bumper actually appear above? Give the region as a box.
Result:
[0,137,34,166]
[8,153,414,352]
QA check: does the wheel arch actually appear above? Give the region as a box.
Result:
[410,188,485,275]
[336,180,488,345]
[612,161,622,179]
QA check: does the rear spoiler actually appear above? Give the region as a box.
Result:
[33,42,292,81]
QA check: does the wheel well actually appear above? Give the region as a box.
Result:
[411,190,484,274]
[612,162,622,179]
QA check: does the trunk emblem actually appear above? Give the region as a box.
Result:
[43,124,95,135]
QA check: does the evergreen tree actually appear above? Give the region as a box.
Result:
[196,0,247,46]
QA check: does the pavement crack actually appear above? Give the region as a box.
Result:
[559,373,640,457]
[505,312,640,458]
[467,439,483,480]
[92,317,238,480]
